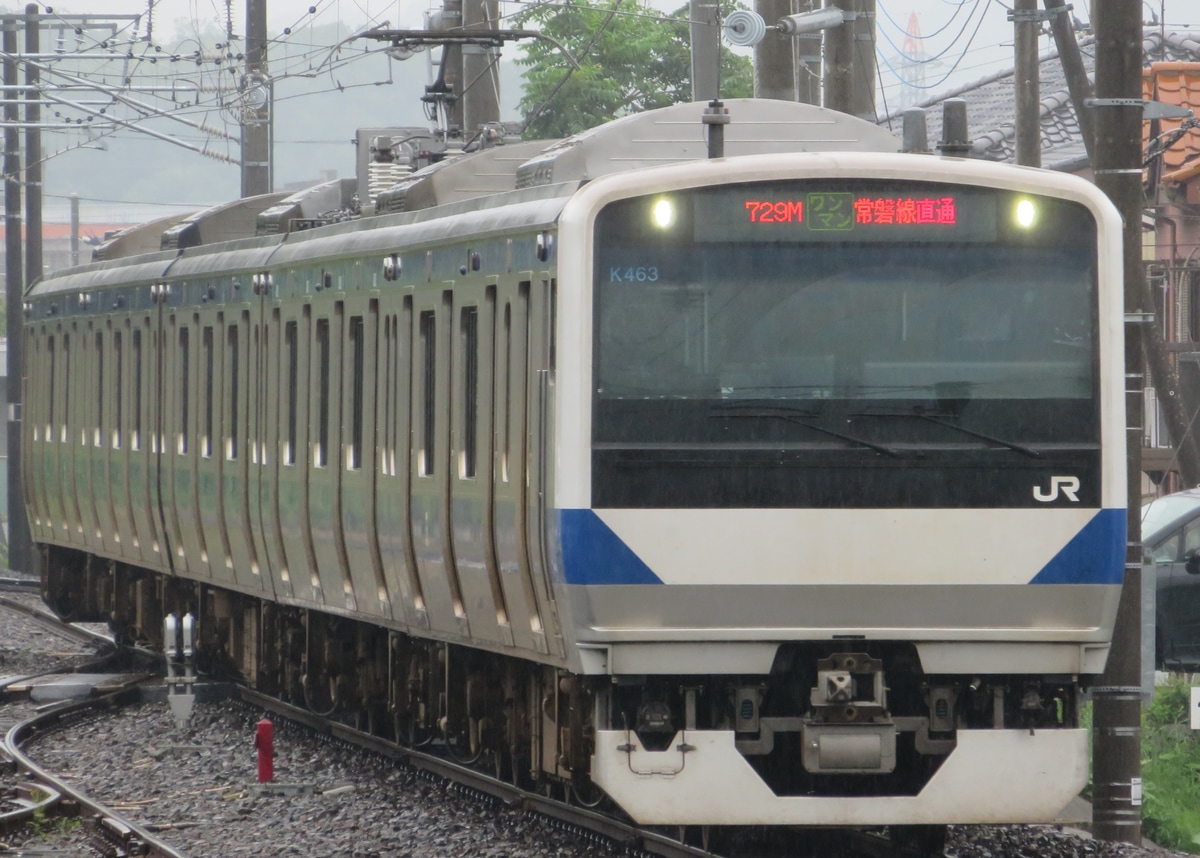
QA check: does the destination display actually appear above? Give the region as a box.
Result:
[690,182,1003,243]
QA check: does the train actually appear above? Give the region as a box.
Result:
[22,98,1126,840]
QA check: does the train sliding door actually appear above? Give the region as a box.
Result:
[339,293,391,620]
[375,297,426,629]
[409,289,470,637]
[307,297,353,606]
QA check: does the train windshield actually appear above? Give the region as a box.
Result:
[590,179,1102,509]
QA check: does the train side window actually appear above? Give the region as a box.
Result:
[113,330,123,449]
[132,327,142,451]
[179,327,189,455]
[286,320,298,465]
[228,324,239,460]
[316,318,330,468]
[419,310,436,476]
[349,314,364,471]
[94,330,104,447]
[461,306,478,479]
[203,326,214,458]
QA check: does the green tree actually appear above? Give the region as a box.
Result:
[515,0,753,140]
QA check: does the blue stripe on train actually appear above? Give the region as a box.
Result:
[559,507,1127,587]
[559,509,663,585]
[1028,507,1126,585]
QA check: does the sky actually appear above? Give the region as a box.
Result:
[13,0,1200,213]
[26,0,1200,110]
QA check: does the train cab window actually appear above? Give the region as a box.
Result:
[461,306,478,479]
[316,318,330,468]
[203,326,214,458]
[419,310,436,476]
[228,325,240,460]
[285,320,298,465]
[349,315,364,471]
[95,331,104,447]
[113,330,123,449]
[132,327,142,451]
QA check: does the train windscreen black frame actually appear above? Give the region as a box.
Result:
[590,179,1102,510]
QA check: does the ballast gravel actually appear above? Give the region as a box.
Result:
[9,694,1194,858]
[0,581,1193,858]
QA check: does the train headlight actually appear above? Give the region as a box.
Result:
[1013,198,1037,229]
[652,198,675,229]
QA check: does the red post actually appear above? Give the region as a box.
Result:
[255,718,274,783]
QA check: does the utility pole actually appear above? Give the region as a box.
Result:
[824,0,874,118]
[849,0,875,118]
[23,4,40,297]
[793,0,821,105]
[1091,0,1143,845]
[823,0,852,112]
[462,0,501,132]
[3,18,30,577]
[242,0,271,197]
[754,0,795,100]
[690,0,720,102]
[1014,0,1041,166]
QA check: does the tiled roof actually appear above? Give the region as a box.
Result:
[880,31,1200,174]
[1144,61,1200,182]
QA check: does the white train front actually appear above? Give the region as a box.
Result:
[23,99,1126,832]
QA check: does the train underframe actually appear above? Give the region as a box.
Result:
[40,545,1087,835]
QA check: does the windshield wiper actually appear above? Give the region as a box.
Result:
[851,409,1044,459]
[711,405,918,459]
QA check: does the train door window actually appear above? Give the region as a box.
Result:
[94,330,104,447]
[179,327,190,455]
[228,324,239,460]
[546,278,557,372]
[285,320,298,465]
[203,326,214,457]
[45,335,55,441]
[500,302,512,482]
[132,327,142,451]
[382,316,394,476]
[419,310,436,476]
[349,314,364,471]
[460,306,478,479]
[316,318,330,468]
[62,333,70,443]
[113,329,123,449]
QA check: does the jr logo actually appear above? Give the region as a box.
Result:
[1033,476,1081,503]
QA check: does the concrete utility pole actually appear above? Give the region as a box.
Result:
[1043,0,1095,162]
[1014,0,1041,166]
[690,0,720,102]
[462,0,501,132]
[1090,0,1143,845]
[754,0,795,100]
[4,18,30,577]
[23,4,40,299]
[242,0,272,197]
[793,0,821,105]
[823,0,874,118]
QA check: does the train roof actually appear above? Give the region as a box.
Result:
[51,99,904,275]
